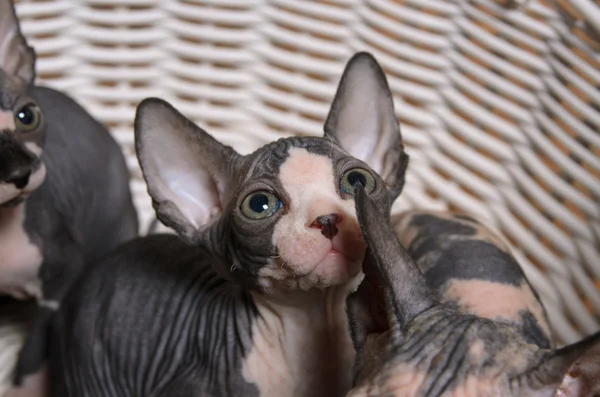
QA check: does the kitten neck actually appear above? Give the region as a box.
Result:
[242,273,363,397]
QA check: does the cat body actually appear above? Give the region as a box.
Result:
[346,190,600,397]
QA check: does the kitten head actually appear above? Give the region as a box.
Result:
[135,52,408,292]
[0,0,46,206]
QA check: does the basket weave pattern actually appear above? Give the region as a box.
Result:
[12,0,600,345]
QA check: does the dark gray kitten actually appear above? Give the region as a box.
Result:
[0,0,138,394]
[50,52,408,397]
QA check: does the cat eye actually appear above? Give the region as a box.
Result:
[14,104,42,132]
[240,190,283,219]
[340,168,375,195]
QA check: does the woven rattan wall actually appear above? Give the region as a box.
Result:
[12,0,600,345]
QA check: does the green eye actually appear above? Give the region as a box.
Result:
[340,168,376,195]
[241,191,283,219]
[15,104,42,132]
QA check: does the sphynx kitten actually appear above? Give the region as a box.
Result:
[346,187,600,397]
[49,52,409,397]
[0,0,138,395]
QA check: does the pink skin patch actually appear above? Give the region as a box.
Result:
[443,279,550,336]
[264,148,366,291]
[0,111,16,131]
[0,204,43,299]
[242,281,361,397]
[348,364,428,397]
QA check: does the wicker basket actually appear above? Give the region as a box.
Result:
[12,0,600,345]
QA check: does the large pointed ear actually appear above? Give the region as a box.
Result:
[518,331,600,397]
[0,0,35,84]
[135,98,242,244]
[325,52,407,196]
[354,187,436,329]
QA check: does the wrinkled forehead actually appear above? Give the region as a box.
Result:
[244,136,348,180]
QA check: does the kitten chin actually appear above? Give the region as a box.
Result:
[256,250,364,292]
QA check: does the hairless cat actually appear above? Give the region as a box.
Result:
[0,0,138,395]
[49,52,408,397]
[346,187,600,396]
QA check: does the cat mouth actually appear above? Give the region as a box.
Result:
[316,248,357,270]
[325,247,348,259]
[0,186,25,206]
[303,244,364,285]
[0,193,28,207]
[0,166,45,206]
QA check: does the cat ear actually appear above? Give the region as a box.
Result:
[354,187,436,329]
[324,52,407,196]
[0,0,35,84]
[135,98,242,244]
[518,331,600,397]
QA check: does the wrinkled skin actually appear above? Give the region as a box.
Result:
[346,189,600,397]
[0,1,138,395]
[50,52,409,397]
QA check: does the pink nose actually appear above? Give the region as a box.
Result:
[310,213,342,240]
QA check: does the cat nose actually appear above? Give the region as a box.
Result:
[310,213,342,239]
[5,168,31,189]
